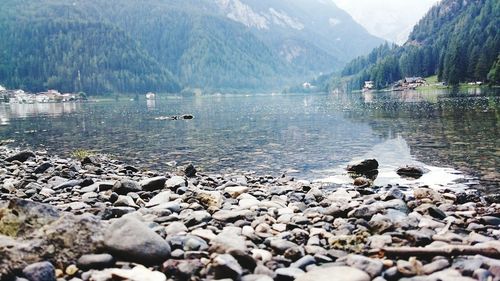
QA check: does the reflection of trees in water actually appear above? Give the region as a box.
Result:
[348,93,500,189]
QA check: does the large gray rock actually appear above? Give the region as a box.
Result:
[295,266,370,281]
[104,216,171,264]
[22,261,56,281]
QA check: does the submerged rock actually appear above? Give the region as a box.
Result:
[397,166,429,179]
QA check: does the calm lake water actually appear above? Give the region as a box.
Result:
[0,89,499,191]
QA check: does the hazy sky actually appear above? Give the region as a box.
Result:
[332,0,440,44]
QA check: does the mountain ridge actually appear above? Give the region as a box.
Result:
[0,0,384,94]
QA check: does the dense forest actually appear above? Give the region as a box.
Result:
[0,0,382,94]
[329,0,500,90]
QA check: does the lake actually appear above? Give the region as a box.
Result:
[0,89,498,191]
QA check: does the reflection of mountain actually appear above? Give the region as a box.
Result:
[346,89,500,190]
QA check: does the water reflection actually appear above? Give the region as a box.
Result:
[0,102,81,119]
[0,89,498,191]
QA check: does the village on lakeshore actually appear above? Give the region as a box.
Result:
[362,77,485,92]
[0,85,86,104]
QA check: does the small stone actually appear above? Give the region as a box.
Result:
[224,185,250,198]
[212,254,243,280]
[428,206,447,220]
[146,191,171,207]
[354,177,370,187]
[65,265,78,276]
[397,258,423,276]
[422,259,450,275]
[275,267,305,281]
[480,216,500,226]
[22,261,56,281]
[290,255,316,270]
[165,222,188,236]
[77,254,115,270]
[34,162,52,174]
[296,266,370,281]
[112,179,141,195]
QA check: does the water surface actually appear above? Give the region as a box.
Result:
[0,89,498,191]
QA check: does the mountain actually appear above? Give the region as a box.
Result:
[0,0,383,94]
[329,0,500,90]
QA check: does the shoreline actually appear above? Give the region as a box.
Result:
[1,146,499,281]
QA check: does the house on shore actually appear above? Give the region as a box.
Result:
[363,81,374,91]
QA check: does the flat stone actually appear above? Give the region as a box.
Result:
[146,191,171,207]
[275,267,305,281]
[213,209,252,222]
[104,216,171,264]
[165,176,186,189]
[22,261,56,281]
[88,265,166,281]
[140,176,167,191]
[224,185,250,198]
[422,259,450,275]
[295,266,370,281]
[338,254,384,277]
[77,254,115,270]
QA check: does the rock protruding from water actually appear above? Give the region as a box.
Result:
[347,159,379,175]
[397,165,429,178]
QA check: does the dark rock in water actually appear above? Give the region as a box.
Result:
[112,179,142,195]
[104,216,171,264]
[182,114,194,120]
[22,261,56,281]
[396,166,428,179]
[484,194,500,204]
[140,176,167,191]
[33,162,52,174]
[347,159,379,174]
[5,151,36,163]
[77,254,115,270]
[184,164,197,177]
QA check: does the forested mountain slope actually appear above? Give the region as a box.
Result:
[0,0,383,94]
[329,0,500,90]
